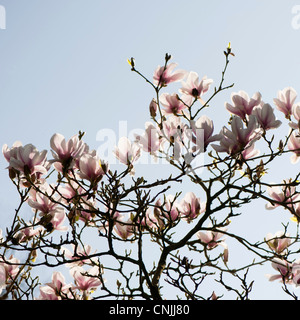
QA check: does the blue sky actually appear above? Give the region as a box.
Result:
[1,0,300,299]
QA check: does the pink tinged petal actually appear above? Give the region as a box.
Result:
[273,87,297,119]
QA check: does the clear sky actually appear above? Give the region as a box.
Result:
[1,0,300,299]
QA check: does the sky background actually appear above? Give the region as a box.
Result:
[1,0,300,299]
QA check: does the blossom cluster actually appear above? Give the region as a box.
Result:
[2,50,300,299]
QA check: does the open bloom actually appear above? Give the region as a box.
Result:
[225,91,261,120]
[114,214,135,240]
[180,72,213,99]
[179,192,205,222]
[77,153,107,184]
[265,231,291,255]
[265,181,296,210]
[153,62,187,87]
[39,271,72,300]
[2,142,49,179]
[273,87,297,119]
[188,115,220,152]
[135,122,161,154]
[252,103,282,131]
[114,137,141,166]
[71,266,102,293]
[287,130,300,163]
[50,133,88,172]
[159,93,188,115]
[27,182,60,214]
[62,244,97,268]
[212,115,262,159]
[197,226,227,249]
[266,258,292,283]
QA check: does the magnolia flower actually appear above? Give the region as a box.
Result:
[71,266,102,293]
[287,130,300,163]
[180,72,213,99]
[163,195,180,222]
[27,182,60,214]
[196,226,227,250]
[153,62,187,87]
[265,181,296,210]
[2,142,49,179]
[50,133,88,172]
[113,137,141,166]
[159,93,187,115]
[188,115,220,152]
[13,224,43,244]
[62,244,97,268]
[179,192,205,222]
[77,153,107,184]
[114,215,135,240]
[265,231,291,255]
[135,122,161,154]
[225,90,261,120]
[39,271,72,300]
[273,87,297,119]
[266,258,292,283]
[212,115,262,159]
[39,207,68,232]
[252,103,282,131]
[0,255,20,280]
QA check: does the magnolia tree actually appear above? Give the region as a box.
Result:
[2,45,300,300]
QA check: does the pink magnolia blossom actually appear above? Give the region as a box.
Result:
[27,182,60,214]
[39,271,72,300]
[2,142,49,179]
[50,133,88,172]
[137,207,160,230]
[77,153,107,184]
[135,122,161,154]
[160,115,186,160]
[265,181,296,210]
[212,115,262,159]
[71,266,102,293]
[62,244,97,268]
[14,224,43,244]
[273,87,297,119]
[266,258,292,283]
[163,195,180,222]
[265,231,291,255]
[0,255,20,280]
[179,192,205,222]
[114,215,135,240]
[39,207,68,232]
[197,225,228,250]
[188,115,220,152]
[153,62,187,87]
[180,72,213,99]
[113,137,141,166]
[49,207,68,232]
[287,130,300,163]
[159,93,187,115]
[225,90,261,120]
[252,103,282,131]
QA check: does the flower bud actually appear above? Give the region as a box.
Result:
[149,98,158,118]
